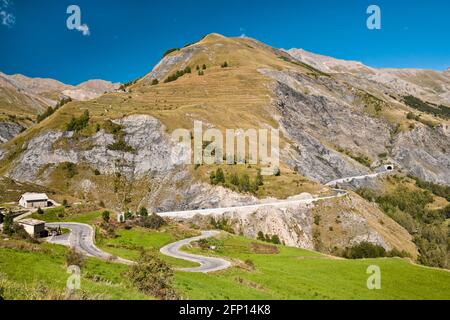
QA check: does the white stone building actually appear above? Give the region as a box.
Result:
[19,193,49,209]
[18,219,46,236]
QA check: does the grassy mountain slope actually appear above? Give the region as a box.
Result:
[2,211,449,300]
[0,33,448,269]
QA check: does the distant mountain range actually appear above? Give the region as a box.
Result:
[286,48,450,106]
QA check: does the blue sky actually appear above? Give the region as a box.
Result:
[0,0,449,85]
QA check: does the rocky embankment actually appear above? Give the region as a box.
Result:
[0,121,23,143]
[188,192,417,258]
[260,68,450,186]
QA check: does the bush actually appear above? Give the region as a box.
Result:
[102,211,110,223]
[342,242,387,259]
[221,61,228,68]
[238,174,251,192]
[357,184,448,269]
[257,231,265,241]
[66,110,90,132]
[244,259,255,269]
[256,231,281,245]
[107,139,135,152]
[198,70,204,76]
[36,208,44,215]
[210,168,225,185]
[164,69,189,83]
[138,207,148,217]
[403,95,450,119]
[127,250,179,300]
[139,213,165,229]
[162,48,179,58]
[37,106,56,123]
[151,79,159,85]
[202,64,207,70]
[59,162,77,178]
[270,235,281,244]
[66,248,85,268]
[124,210,133,220]
[411,176,450,201]
[210,217,234,234]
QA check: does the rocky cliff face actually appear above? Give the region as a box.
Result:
[8,115,175,183]
[392,124,450,185]
[257,65,450,186]
[260,68,391,183]
[286,48,450,106]
[0,122,23,143]
[188,193,418,258]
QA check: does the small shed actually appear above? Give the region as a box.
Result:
[19,193,49,209]
[18,219,46,237]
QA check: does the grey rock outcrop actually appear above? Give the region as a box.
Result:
[392,124,450,185]
[0,122,23,143]
[187,193,417,257]
[143,47,202,83]
[260,69,392,183]
[8,115,176,183]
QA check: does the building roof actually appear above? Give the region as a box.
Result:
[18,218,46,226]
[20,193,48,202]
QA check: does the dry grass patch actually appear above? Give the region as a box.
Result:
[250,242,280,254]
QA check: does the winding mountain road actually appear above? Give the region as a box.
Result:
[160,230,231,273]
[41,168,392,271]
[157,189,348,219]
[46,222,133,265]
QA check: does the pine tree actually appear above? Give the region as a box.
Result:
[257,231,265,241]
[139,207,149,217]
[102,210,110,223]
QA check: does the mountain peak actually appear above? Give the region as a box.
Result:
[201,33,227,42]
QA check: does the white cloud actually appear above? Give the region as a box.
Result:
[76,23,90,36]
[0,0,15,27]
[0,10,15,27]
[1,0,11,8]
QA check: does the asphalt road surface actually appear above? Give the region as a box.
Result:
[46,222,133,265]
[157,169,391,219]
[43,169,392,271]
[160,230,231,273]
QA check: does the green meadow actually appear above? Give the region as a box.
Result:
[15,208,450,300]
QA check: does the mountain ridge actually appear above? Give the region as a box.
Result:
[0,33,448,264]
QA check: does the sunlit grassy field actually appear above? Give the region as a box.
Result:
[0,241,147,300]
[176,235,450,300]
[2,218,450,300]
